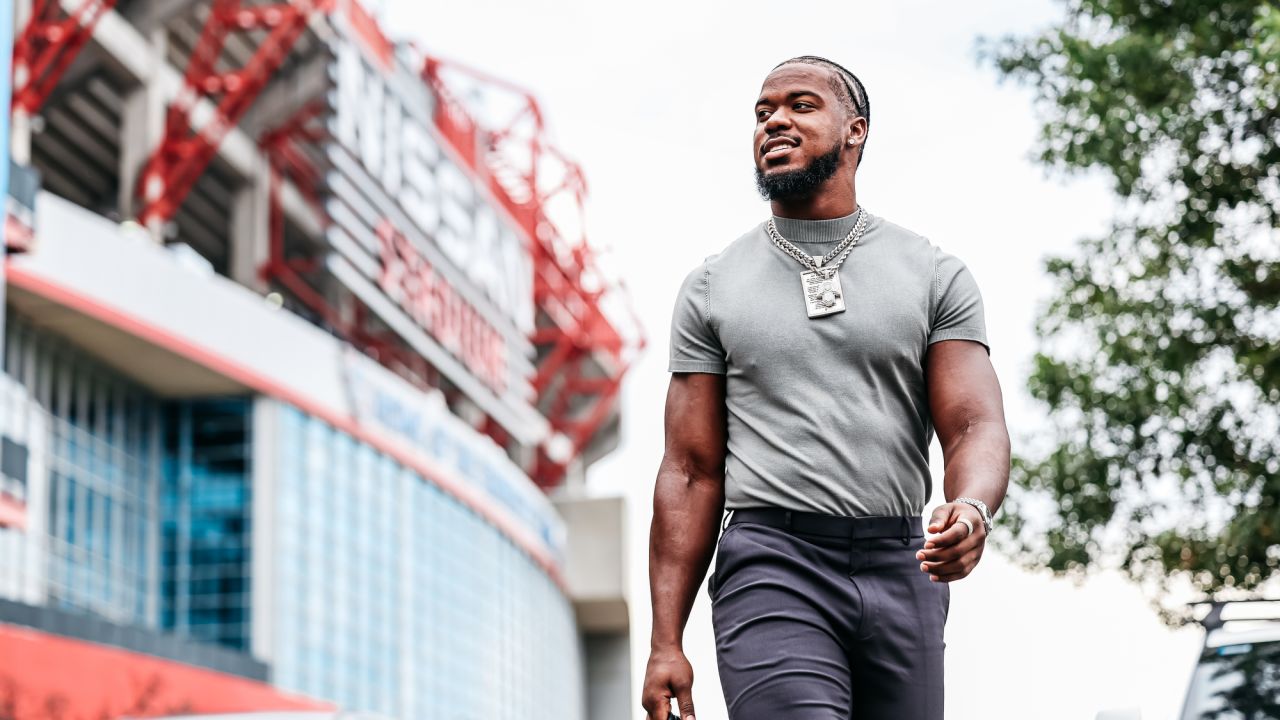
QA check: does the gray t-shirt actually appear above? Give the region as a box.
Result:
[667,211,988,517]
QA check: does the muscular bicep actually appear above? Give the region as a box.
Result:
[925,339,1006,452]
[662,372,728,481]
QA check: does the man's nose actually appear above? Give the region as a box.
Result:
[763,108,793,133]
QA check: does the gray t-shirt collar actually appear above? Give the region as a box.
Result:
[771,209,860,245]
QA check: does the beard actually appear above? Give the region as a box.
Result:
[754,141,844,201]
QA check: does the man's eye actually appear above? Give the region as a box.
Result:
[794,102,813,110]
[756,109,771,121]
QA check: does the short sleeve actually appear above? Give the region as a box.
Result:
[668,261,727,374]
[929,250,989,353]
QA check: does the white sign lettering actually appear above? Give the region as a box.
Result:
[331,42,534,335]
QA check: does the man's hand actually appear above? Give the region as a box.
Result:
[917,501,987,582]
[923,339,1008,582]
[642,646,695,720]
[645,373,725,720]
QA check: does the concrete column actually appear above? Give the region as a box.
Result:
[117,28,167,237]
[584,632,633,720]
[144,404,161,628]
[561,456,587,488]
[9,113,30,168]
[249,398,277,662]
[230,159,271,293]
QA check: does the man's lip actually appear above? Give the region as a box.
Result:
[761,137,799,155]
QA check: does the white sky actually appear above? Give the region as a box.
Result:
[386,2,1204,718]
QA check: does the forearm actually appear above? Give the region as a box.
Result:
[649,457,725,651]
[941,419,1010,513]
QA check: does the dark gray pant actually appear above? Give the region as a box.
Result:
[708,515,949,719]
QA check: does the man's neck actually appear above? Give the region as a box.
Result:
[770,181,858,220]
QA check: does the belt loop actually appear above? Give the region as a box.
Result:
[784,510,793,531]
[900,517,910,545]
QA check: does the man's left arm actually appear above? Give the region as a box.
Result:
[917,339,1011,582]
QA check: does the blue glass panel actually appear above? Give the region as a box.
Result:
[159,398,252,650]
[65,477,77,545]
[267,404,584,720]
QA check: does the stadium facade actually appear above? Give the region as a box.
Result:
[0,2,638,718]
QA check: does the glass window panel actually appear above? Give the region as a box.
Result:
[261,404,585,719]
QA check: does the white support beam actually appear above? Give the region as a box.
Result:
[116,29,167,233]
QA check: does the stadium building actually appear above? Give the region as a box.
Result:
[0,1,640,718]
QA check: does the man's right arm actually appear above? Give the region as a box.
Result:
[641,372,728,720]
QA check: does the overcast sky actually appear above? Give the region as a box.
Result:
[386,2,1204,717]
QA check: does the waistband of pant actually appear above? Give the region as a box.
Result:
[727,508,923,541]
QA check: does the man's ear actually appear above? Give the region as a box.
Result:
[846,116,868,147]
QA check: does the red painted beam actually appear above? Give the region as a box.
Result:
[10,0,118,115]
[136,0,332,229]
[419,58,645,486]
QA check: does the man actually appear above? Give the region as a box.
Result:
[642,56,1011,720]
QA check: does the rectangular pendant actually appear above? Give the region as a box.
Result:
[800,269,846,318]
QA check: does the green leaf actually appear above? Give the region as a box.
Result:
[981,0,1280,623]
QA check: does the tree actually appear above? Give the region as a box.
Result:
[981,0,1280,618]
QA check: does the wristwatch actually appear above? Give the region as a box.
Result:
[955,497,993,535]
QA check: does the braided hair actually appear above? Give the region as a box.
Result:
[773,56,870,166]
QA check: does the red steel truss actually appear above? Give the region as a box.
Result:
[150,0,446,404]
[10,0,118,115]
[136,0,331,230]
[115,0,638,488]
[422,56,644,487]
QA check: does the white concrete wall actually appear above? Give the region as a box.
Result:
[554,493,629,631]
[0,375,48,607]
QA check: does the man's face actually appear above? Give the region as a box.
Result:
[753,64,853,200]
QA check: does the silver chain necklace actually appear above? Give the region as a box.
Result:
[766,207,870,318]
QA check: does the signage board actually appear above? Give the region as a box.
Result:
[342,349,565,562]
[321,17,537,419]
